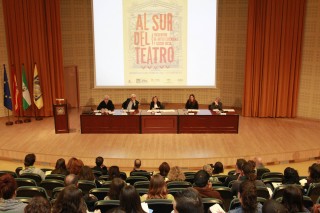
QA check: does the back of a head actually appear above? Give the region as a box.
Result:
[55,158,67,170]
[159,162,170,177]
[64,174,79,186]
[25,196,51,213]
[148,174,167,199]
[194,170,210,188]
[67,157,84,175]
[262,199,288,213]
[203,164,213,175]
[281,185,304,212]
[96,156,104,167]
[167,166,186,181]
[213,161,224,174]
[120,185,145,213]
[109,178,126,200]
[0,174,17,199]
[239,180,257,213]
[78,165,95,181]
[242,162,256,181]
[236,159,247,172]
[283,167,300,184]
[52,185,86,213]
[109,166,121,180]
[134,159,142,169]
[309,163,320,182]
[174,188,204,213]
[248,160,256,170]
[24,153,36,167]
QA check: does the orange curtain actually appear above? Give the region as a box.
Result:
[2,0,64,116]
[243,0,306,117]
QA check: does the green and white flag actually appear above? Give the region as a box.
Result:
[22,64,31,110]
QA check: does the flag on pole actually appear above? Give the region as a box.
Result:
[11,65,21,114]
[33,64,43,109]
[22,64,31,110]
[3,64,12,110]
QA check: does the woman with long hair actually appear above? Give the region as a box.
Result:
[108,166,121,180]
[159,162,170,178]
[167,166,186,182]
[67,157,84,175]
[51,158,69,175]
[105,178,126,200]
[119,185,146,213]
[185,94,199,109]
[141,174,173,201]
[282,185,309,213]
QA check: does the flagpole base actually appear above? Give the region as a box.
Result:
[35,117,43,121]
[24,118,31,123]
[15,120,23,124]
[6,121,14,126]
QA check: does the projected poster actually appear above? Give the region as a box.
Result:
[123,0,187,86]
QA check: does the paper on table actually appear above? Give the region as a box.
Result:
[212,109,220,112]
[147,109,175,113]
[223,109,235,112]
[93,110,100,113]
[187,109,199,112]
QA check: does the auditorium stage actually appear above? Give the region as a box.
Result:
[0,108,319,170]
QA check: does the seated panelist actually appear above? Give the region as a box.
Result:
[150,96,163,110]
[122,94,139,110]
[97,95,115,111]
[210,97,223,110]
[185,94,199,109]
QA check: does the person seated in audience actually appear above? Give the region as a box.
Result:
[192,170,222,200]
[92,156,108,175]
[304,163,320,191]
[119,185,147,213]
[173,188,204,213]
[282,167,300,185]
[262,199,288,213]
[150,96,163,110]
[229,180,263,213]
[51,158,69,176]
[281,185,310,213]
[78,165,101,188]
[122,94,139,110]
[212,161,224,175]
[52,185,88,213]
[0,174,27,212]
[248,160,256,171]
[130,159,147,175]
[19,153,45,180]
[97,94,115,111]
[253,157,264,168]
[159,162,171,180]
[185,94,199,109]
[141,174,174,201]
[231,162,265,196]
[67,157,84,175]
[225,158,247,187]
[64,174,79,186]
[203,164,219,183]
[104,178,126,200]
[24,196,51,213]
[167,166,186,182]
[210,97,222,110]
[108,166,121,180]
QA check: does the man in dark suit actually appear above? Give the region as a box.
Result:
[122,94,139,110]
[92,156,108,175]
[210,97,223,110]
[97,95,115,111]
[130,159,146,175]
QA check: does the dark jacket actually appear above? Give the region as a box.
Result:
[185,100,199,109]
[150,101,162,109]
[97,100,115,111]
[122,98,139,110]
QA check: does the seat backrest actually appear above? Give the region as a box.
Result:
[45,174,66,181]
[144,199,173,213]
[256,168,271,180]
[130,171,151,180]
[99,175,110,181]
[261,172,284,180]
[256,186,270,199]
[92,170,102,178]
[90,188,110,201]
[136,188,149,196]
[272,184,303,200]
[276,196,313,210]
[0,170,18,178]
[78,180,97,194]
[120,172,127,180]
[52,187,64,199]
[213,187,233,211]
[20,173,42,184]
[184,172,196,177]
[16,186,48,199]
[228,170,236,176]
[306,183,320,204]
[212,174,228,183]
[126,176,148,185]
[39,179,65,198]
[229,198,241,210]
[94,200,120,213]
[15,178,37,187]
[41,168,53,173]
[15,197,32,204]
[167,188,187,196]
[101,180,112,188]
[167,181,192,189]
[134,181,150,189]
[202,198,224,213]
[262,177,283,191]
[185,175,194,184]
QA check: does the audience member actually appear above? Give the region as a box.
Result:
[104,178,126,200]
[64,174,79,186]
[192,170,222,200]
[282,167,300,185]
[141,174,174,201]
[159,162,170,179]
[212,161,224,175]
[185,94,199,109]
[78,165,101,187]
[150,96,163,110]
[281,185,310,213]
[304,163,320,191]
[262,199,288,213]
[253,157,264,168]
[225,158,247,187]
[52,185,87,213]
[119,185,147,213]
[92,156,108,175]
[122,94,139,110]
[109,166,121,180]
[203,164,218,183]
[0,174,27,212]
[24,196,51,213]
[167,166,186,182]
[229,180,262,213]
[19,153,45,180]
[248,160,256,171]
[97,94,115,111]
[51,158,69,176]
[173,188,204,213]
[67,157,84,175]
[231,162,265,196]
[210,97,222,111]
[130,159,147,175]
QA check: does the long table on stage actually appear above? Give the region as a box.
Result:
[80,109,239,134]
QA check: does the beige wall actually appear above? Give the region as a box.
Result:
[0,0,319,119]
